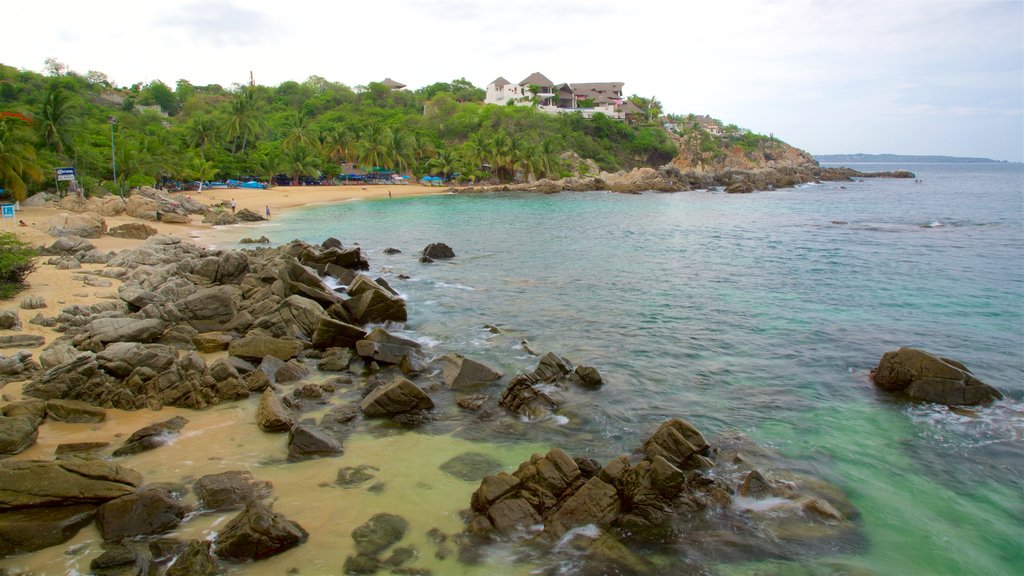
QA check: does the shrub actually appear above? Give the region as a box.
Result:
[0,232,38,299]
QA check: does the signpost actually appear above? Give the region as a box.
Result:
[56,167,76,181]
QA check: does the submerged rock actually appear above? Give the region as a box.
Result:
[112,416,189,457]
[0,504,96,555]
[871,347,1003,405]
[214,500,308,560]
[194,470,273,511]
[352,513,408,556]
[94,489,188,542]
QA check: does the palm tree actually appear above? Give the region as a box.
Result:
[281,111,315,153]
[188,156,217,194]
[225,87,262,153]
[254,153,281,187]
[321,126,355,166]
[355,124,390,172]
[38,86,74,158]
[185,114,218,160]
[0,116,44,201]
[385,128,415,173]
[426,148,460,180]
[282,145,319,186]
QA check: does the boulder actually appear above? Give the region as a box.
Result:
[439,452,505,482]
[351,513,408,556]
[112,416,189,457]
[175,285,238,331]
[641,418,710,470]
[569,365,605,388]
[45,235,95,254]
[94,489,188,542]
[19,296,46,310]
[287,423,344,460]
[107,223,158,239]
[343,284,408,324]
[165,539,218,576]
[46,211,105,238]
[421,243,455,259]
[193,471,273,511]
[45,399,106,423]
[0,504,96,556]
[83,317,166,345]
[317,347,353,371]
[228,333,304,362]
[96,342,177,378]
[871,347,1003,405]
[192,332,234,353]
[213,500,308,560]
[360,378,434,417]
[0,311,20,331]
[0,415,38,455]
[311,317,367,350]
[0,350,33,375]
[442,354,503,389]
[355,328,422,366]
[1,399,46,423]
[275,359,310,383]
[0,334,43,349]
[255,389,293,432]
[0,460,141,509]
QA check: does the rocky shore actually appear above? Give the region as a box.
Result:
[1,222,1003,574]
[454,162,916,195]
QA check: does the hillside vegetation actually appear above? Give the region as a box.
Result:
[0,62,688,199]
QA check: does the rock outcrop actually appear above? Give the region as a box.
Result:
[871,347,1003,405]
[213,500,308,560]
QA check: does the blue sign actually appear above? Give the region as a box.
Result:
[1,204,14,219]
[56,167,76,181]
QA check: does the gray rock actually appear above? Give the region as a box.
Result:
[45,399,106,423]
[641,418,710,470]
[0,350,33,375]
[0,415,38,455]
[311,317,367,350]
[317,347,353,371]
[175,286,239,332]
[112,416,189,457]
[0,460,141,508]
[45,236,95,255]
[19,297,46,310]
[1,399,46,423]
[569,365,605,388]
[355,328,422,366]
[287,423,344,460]
[228,333,304,362]
[38,343,79,369]
[275,359,310,384]
[194,470,273,511]
[192,332,234,353]
[95,489,188,542]
[96,342,177,378]
[213,500,308,560]
[255,389,293,432]
[0,310,20,331]
[336,465,379,488]
[872,347,1004,405]
[360,378,434,417]
[352,513,408,556]
[165,539,218,576]
[440,452,504,481]
[84,317,165,345]
[46,211,105,238]
[107,222,158,239]
[0,504,96,556]
[421,243,455,259]
[442,354,503,389]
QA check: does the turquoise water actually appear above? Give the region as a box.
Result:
[256,163,1023,575]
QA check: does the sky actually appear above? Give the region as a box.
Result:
[3,0,1022,161]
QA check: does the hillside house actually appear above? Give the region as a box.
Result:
[485,73,629,119]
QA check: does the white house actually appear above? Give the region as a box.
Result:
[485,73,629,119]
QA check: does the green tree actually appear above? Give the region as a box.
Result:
[38,85,75,157]
[185,114,218,160]
[281,111,315,152]
[0,232,38,299]
[0,116,44,201]
[282,145,318,185]
[225,87,262,153]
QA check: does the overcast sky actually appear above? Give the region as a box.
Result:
[4,0,1022,161]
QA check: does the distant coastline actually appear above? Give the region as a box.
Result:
[815,153,1011,164]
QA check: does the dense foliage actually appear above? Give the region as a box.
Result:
[0,61,679,198]
[0,232,37,298]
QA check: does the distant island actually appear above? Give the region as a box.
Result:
[815,153,1009,164]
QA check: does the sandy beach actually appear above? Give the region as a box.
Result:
[2,183,446,385]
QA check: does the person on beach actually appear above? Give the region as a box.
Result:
[265,205,271,219]
[230,198,236,213]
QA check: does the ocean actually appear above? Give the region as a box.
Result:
[260,162,1024,575]
[4,163,1020,575]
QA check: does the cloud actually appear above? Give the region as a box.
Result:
[159,1,276,47]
